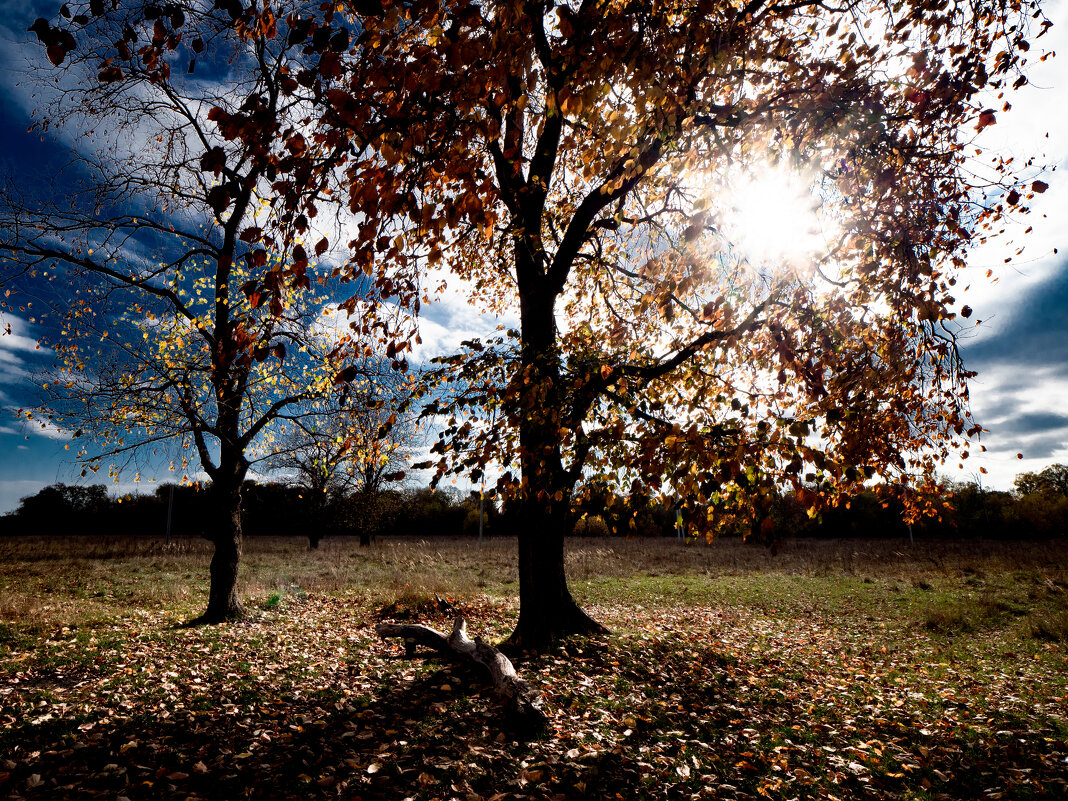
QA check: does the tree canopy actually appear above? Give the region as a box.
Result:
[14,0,1052,645]
[1016,464,1068,499]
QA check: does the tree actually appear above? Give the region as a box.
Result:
[1015,465,1068,500]
[263,0,1046,649]
[9,483,109,535]
[32,2,1048,647]
[271,369,416,547]
[0,3,401,622]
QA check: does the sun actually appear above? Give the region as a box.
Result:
[721,164,830,270]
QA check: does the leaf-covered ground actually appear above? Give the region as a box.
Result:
[1,536,1066,800]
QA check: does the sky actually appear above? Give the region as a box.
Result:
[1,2,1066,515]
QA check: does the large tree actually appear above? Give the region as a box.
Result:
[0,2,405,622]
[277,0,1048,649]
[180,0,1051,648]
[25,1,1049,648]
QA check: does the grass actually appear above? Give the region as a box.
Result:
[1,534,1066,800]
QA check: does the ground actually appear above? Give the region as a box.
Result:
[0,535,1066,800]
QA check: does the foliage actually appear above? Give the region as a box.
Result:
[282,0,1052,516]
[8,484,109,531]
[1016,464,1068,499]
[379,487,500,539]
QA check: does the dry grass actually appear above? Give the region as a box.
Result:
[1,534,1065,638]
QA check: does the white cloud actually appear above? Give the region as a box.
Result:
[20,416,71,440]
[0,312,48,386]
[411,269,517,362]
[0,312,43,353]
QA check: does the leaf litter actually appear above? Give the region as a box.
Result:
[1,588,1065,800]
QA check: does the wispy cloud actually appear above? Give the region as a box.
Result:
[0,312,48,387]
[20,416,71,440]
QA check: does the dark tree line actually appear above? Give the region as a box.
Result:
[0,482,503,544]
[5,467,1064,544]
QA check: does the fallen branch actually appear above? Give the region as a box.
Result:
[376,615,547,728]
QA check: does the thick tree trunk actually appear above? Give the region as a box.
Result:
[194,479,245,624]
[505,279,607,650]
[377,616,547,728]
[506,498,607,651]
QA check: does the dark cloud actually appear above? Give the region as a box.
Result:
[962,257,1068,368]
[989,411,1068,437]
[1016,438,1068,460]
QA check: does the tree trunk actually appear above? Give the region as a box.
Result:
[195,479,245,624]
[505,496,607,651]
[505,280,607,651]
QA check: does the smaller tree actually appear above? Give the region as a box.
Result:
[272,370,415,547]
[0,4,407,622]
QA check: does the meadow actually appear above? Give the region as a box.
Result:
[1,534,1066,800]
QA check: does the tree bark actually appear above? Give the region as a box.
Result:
[506,280,607,650]
[194,479,245,624]
[376,615,547,728]
[507,497,608,651]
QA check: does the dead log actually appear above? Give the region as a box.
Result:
[375,615,547,728]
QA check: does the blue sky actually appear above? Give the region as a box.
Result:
[1,2,1066,514]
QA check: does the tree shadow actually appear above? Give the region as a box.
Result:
[3,644,544,800]
[5,630,1067,800]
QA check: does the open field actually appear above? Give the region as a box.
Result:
[1,535,1066,800]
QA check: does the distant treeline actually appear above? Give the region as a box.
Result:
[568,471,1068,542]
[2,465,1065,543]
[0,482,501,545]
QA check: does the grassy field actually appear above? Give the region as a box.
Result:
[1,535,1066,800]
